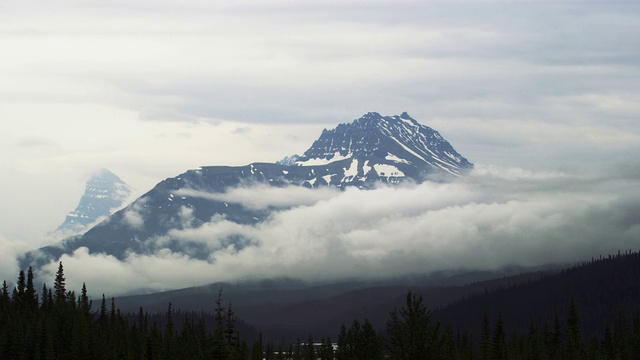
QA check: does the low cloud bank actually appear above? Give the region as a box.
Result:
[0,236,32,285]
[37,163,640,296]
[175,185,340,210]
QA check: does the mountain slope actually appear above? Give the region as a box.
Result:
[116,251,640,342]
[433,251,640,338]
[22,112,472,268]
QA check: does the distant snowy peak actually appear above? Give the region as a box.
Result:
[276,154,300,166]
[294,112,472,177]
[55,169,131,234]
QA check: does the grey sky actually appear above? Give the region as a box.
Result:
[0,1,639,285]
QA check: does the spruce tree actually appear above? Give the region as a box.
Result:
[53,261,66,304]
[492,313,506,360]
[387,290,440,360]
[251,332,263,360]
[304,335,315,360]
[565,300,582,360]
[25,267,38,311]
[480,313,492,360]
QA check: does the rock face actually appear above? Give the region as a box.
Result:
[55,169,131,235]
[293,111,472,186]
[22,112,472,267]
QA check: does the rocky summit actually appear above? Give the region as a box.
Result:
[54,169,131,235]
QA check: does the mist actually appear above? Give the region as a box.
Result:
[31,162,640,296]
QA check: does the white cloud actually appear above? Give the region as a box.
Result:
[0,236,32,285]
[34,164,640,296]
[175,184,340,210]
[122,199,148,230]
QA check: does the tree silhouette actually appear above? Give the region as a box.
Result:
[387,290,440,360]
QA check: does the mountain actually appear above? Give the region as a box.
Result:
[53,169,131,235]
[21,112,472,268]
[294,111,471,181]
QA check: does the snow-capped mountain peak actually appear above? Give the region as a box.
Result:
[294,112,472,179]
[54,169,131,235]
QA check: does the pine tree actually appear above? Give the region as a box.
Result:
[549,316,562,360]
[439,325,458,360]
[0,280,9,313]
[78,282,91,316]
[565,300,582,360]
[362,319,385,360]
[318,338,333,360]
[304,335,315,360]
[165,302,177,359]
[53,261,66,304]
[387,290,440,360]
[492,313,506,360]
[25,267,39,311]
[251,331,264,360]
[14,269,26,310]
[226,302,237,359]
[602,323,614,360]
[632,311,640,360]
[212,288,229,360]
[336,324,348,360]
[480,312,492,360]
[613,306,630,360]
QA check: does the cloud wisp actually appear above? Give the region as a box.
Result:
[33,163,640,296]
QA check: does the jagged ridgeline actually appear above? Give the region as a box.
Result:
[21,112,472,267]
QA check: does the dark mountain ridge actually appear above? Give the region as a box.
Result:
[116,250,640,343]
[433,250,640,339]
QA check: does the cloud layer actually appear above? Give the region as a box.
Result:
[33,163,640,296]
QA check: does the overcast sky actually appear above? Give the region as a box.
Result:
[1,1,639,288]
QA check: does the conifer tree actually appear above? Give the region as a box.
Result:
[53,261,66,304]
[480,313,492,360]
[0,280,9,312]
[613,306,630,359]
[25,266,38,311]
[565,300,582,360]
[492,313,506,360]
[165,302,177,359]
[14,269,26,309]
[226,301,238,359]
[387,290,440,360]
[251,332,263,360]
[78,282,91,315]
[549,316,562,360]
[212,288,229,360]
[304,335,315,360]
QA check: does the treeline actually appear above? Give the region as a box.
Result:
[2,252,640,359]
[0,263,251,360]
[435,250,640,337]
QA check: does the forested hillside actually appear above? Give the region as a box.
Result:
[434,250,640,338]
[2,251,640,359]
